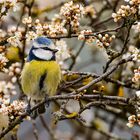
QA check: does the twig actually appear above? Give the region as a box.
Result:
[74,56,133,93]
[31,119,39,140]
[47,26,123,39]
[28,0,35,16]
[16,0,27,30]
[92,17,112,28]
[64,71,139,90]
[103,24,132,73]
[69,40,86,70]
[21,0,35,69]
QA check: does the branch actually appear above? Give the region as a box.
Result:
[0,25,123,46]
[0,56,134,138]
[47,26,123,39]
[0,92,135,139]
[103,24,132,72]
[64,71,139,90]
[72,56,133,94]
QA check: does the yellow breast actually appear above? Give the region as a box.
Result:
[21,60,61,100]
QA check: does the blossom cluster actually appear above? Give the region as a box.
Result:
[0,53,8,70]
[0,81,16,98]
[6,25,25,47]
[112,5,137,22]
[96,33,116,48]
[0,0,20,17]
[7,31,23,47]
[0,29,6,39]
[23,1,86,38]
[55,40,70,67]
[129,45,140,61]
[136,90,140,98]
[125,0,140,6]
[127,114,140,128]
[4,62,21,83]
[22,17,68,40]
[60,1,85,33]
[0,45,6,53]
[123,45,140,61]
[78,30,116,47]
[0,92,27,130]
[127,91,140,127]
[132,66,140,83]
[43,22,67,37]
[112,0,140,22]
[0,99,27,122]
[78,29,93,43]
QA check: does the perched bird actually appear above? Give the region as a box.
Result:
[6,46,21,63]
[21,37,61,113]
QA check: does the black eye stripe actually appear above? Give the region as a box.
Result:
[41,47,53,51]
[33,47,53,51]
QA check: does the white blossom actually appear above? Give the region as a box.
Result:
[136,90,140,98]
[54,40,70,66]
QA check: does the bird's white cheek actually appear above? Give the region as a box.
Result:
[32,49,53,60]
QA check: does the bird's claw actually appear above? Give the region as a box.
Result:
[26,98,34,118]
[26,103,32,115]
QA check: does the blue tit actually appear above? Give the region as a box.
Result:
[21,37,61,101]
[6,46,21,65]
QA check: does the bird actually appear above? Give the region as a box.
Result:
[21,36,61,114]
[6,46,21,63]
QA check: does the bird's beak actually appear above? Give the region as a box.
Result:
[53,49,58,53]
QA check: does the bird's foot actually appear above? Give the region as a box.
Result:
[26,102,32,115]
[26,98,34,118]
[26,104,37,119]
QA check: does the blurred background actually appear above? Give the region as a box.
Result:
[0,0,140,140]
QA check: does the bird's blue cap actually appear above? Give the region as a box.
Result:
[32,36,55,49]
[27,36,57,62]
[35,37,52,46]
